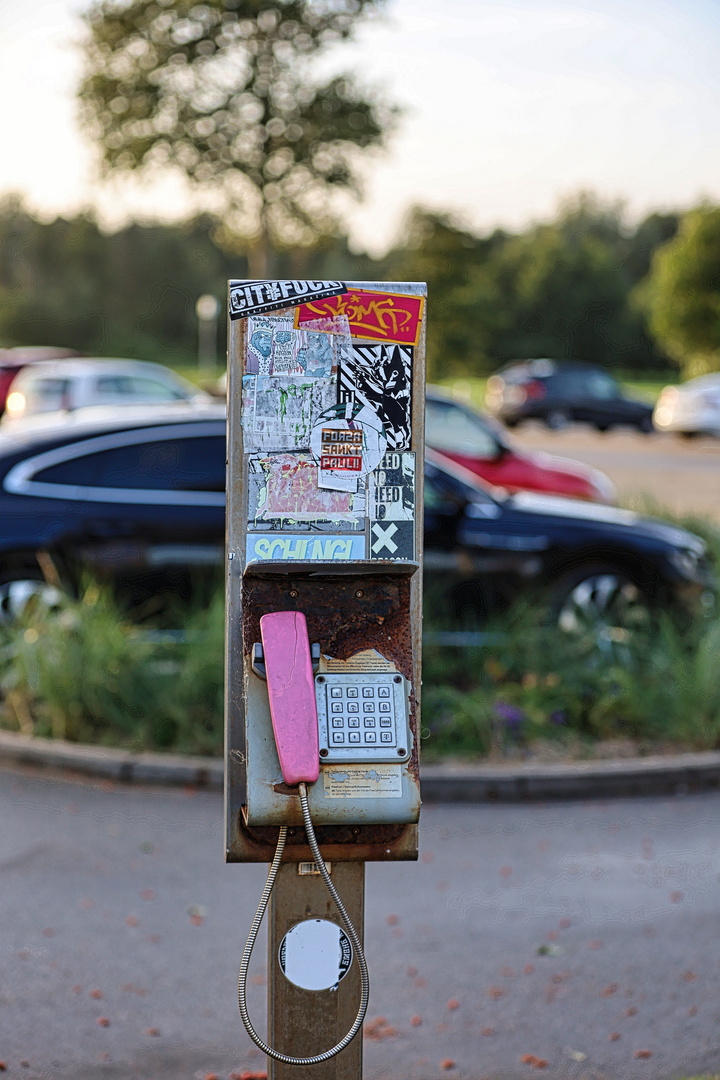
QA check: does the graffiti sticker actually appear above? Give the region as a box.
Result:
[247,454,365,530]
[247,533,366,562]
[368,453,415,522]
[369,521,414,561]
[310,402,387,493]
[246,316,336,377]
[242,375,336,452]
[229,279,346,320]
[339,343,412,450]
[295,288,424,346]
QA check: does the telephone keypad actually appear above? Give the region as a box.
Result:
[316,673,411,764]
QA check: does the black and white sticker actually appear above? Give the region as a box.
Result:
[369,452,415,522]
[370,521,414,561]
[229,280,346,320]
[278,919,353,991]
[339,343,413,450]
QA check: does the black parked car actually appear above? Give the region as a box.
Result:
[0,405,227,616]
[485,359,655,433]
[423,449,712,629]
[0,407,711,629]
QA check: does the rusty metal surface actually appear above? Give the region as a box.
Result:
[225,282,426,863]
[228,813,418,864]
[268,863,364,1080]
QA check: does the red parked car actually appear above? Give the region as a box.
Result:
[425,387,616,502]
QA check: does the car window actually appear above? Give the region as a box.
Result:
[555,371,618,399]
[425,400,497,457]
[586,373,619,399]
[28,378,72,410]
[128,376,186,400]
[96,376,134,397]
[424,460,498,510]
[95,375,186,401]
[35,436,225,492]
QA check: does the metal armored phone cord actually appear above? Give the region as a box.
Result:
[238,782,370,1065]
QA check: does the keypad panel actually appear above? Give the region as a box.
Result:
[316,673,410,763]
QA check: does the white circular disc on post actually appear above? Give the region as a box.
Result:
[278,918,353,991]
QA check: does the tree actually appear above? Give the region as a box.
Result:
[637,206,720,377]
[384,208,509,379]
[79,0,396,274]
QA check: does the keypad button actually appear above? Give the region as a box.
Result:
[364,717,376,728]
[349,732,360,743]
[331,687,342,698]
[347,702,359,713]
[363,687,374,698]
[378,686,390,698]
[346,687,358,698]
[331,703,343,713]
[379,702,391,713]
[364,732,376,743]
[380,717,392,727]
[348,718,359,728]
[380,732,393,743]
[363,702,375,713]
[332,732,345,744]
[332,718,343,728]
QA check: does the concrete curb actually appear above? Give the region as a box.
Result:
[2,729,720,801]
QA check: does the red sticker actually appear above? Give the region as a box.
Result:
[295,289,424,345]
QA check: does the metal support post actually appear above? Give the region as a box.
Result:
[267,863,365,1080]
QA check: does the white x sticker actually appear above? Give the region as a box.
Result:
[371,523,398,554]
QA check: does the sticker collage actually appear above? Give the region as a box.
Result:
[232,281,424,566]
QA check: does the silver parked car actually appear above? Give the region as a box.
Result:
[3,358,211,423]
[653,375,720,437]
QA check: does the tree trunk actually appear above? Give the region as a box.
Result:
[247,229,271,278]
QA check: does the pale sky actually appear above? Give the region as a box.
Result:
[0,0,719,254]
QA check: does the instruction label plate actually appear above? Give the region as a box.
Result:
[323,764,403,799]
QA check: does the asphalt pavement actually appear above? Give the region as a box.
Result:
[3,763,720,1080]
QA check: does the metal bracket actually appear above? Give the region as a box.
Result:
[252,641,321,680]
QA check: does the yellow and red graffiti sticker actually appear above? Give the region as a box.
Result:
[294,289,424,346]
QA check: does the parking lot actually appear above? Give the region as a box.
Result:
[3,767,720,1079]
[512,424,720,523]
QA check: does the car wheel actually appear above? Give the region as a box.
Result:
[545,410,570,431]
[0,570,65,624]
[638,415,654,434]
[551,566,653,649]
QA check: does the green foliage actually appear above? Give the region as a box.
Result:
[0,582,224,754]
[0,195,380,360]
[79,0,397,269]
[385,194,678,380]
[637,205,720,377]
[421,610,720,760]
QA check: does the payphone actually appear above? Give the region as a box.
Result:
[225,280,426,1071]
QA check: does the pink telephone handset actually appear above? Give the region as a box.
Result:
[240,610,369,1063]
[260,610,319,787]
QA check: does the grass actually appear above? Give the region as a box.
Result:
[0,583,224,755]
[0,499,717,760]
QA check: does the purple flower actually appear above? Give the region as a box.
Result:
[493,702,526,728]
[550,710,566,725]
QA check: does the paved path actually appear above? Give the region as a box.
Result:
[511,425,720,523]
[3,765,720,1079]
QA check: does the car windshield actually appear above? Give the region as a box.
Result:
[425,398,498,457]
[424,453,504,510]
